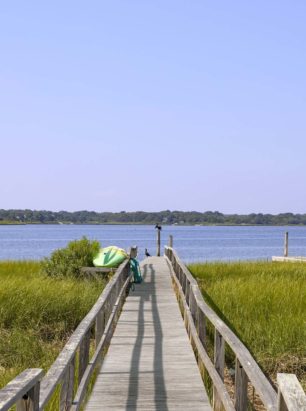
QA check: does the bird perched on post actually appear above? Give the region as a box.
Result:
[145,248,151,257]
[155,224,162,230]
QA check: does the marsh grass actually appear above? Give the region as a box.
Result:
[188,261,306,388]
[0,260,107,391]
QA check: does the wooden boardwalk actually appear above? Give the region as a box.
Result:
[85,257,212,411]
[1,248,304,411]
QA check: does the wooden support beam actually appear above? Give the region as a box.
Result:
[284,232,289,257]
[129,246,138,258]
[95,309,105,347]
[235,357,248,411]
[78,330,91,385]
[157,228,161,256]
[213,330,225,411]
[59,356,75,411]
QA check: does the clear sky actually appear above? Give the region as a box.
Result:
[1,1,305,213]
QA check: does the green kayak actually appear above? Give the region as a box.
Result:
[93,246,128,268]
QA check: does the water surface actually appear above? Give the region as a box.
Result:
[1,225,306,262]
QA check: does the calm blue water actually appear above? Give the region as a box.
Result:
[0,225,306,262]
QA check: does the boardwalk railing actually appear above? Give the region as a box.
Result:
[277,374,306,411]
[0,252,134,411]
[0,369,43,411]
[165,246,306,411]
[1,243,305,411]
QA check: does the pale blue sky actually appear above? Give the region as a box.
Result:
[1,1,305,213]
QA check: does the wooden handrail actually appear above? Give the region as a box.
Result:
[2,242,303,411]
[277,374,306,411]
[0,248,135,411]
[165,246,279,411]
[172,272,235,411]
[70,273,132,411]
[0,368,43,411]
[39,258,132,409]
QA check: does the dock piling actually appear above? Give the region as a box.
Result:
[156,228,161,256]
[284,232,289,257]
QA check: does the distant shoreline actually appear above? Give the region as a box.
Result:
[1,222,306,227]
[1,209,306,226]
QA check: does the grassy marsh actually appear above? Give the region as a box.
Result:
[0,260,107,389]
[189,261,306,388]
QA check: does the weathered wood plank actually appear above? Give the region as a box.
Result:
[59,355,75,411]
[272,256,306,263]
[277,373,306,411]
[164,246,278,411]
[170,268,235,411]
[16,380,40,411]
[235,357,248,411]
[71,274,132,411]
[284,232,289,257]
[39,259,130,409]
[85,257,212,410]
[95,309,105,347]
[129,246,138,258]
[80,267,115,274]
[213,330,225,411]
[0,369,43,411]
[156,228,161,256]
[78,330,91,385]
[197,307,207,350]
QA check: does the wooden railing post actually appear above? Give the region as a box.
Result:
[168,235,173,248]
[129,246,138,258]
[278,389,287,411]
[213,329,225,411]
[197,308,207,350]
[60,355,75,411]
[16,380,40,411]
[163,247,293,410]
[95,309,105,347]
[0,369,43,411]
[178,265,182,285]
[78,330,91,385]
[189,287,197,323]
[185,279,190,304]
[284,232,289,257]
[235,358,248,411]
[171,249,174,265]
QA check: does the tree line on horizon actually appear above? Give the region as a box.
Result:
[1,209,306,225]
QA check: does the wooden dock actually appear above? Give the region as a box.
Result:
[272,256,306,263]
[85,257,212,410]
[1,243,305,411]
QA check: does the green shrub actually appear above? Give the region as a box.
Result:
[42,236,100,278]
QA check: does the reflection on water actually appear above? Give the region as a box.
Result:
[0,224,306,262]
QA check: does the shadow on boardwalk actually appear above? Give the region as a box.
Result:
[126,263,168,410]
[85,256,211,411]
